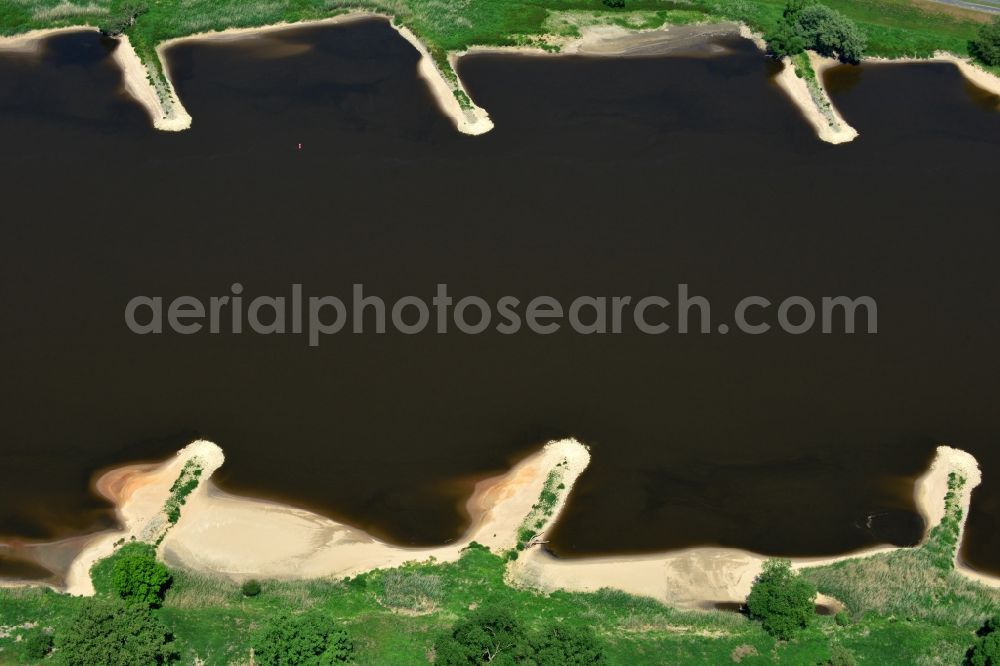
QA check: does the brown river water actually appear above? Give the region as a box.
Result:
[0,19,998,579]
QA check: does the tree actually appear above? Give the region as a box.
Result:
[796,4,867,64]
[746,558,817,639]
[24,631,54,659]
[970,617,1000,666]
[970,18,1000,67]
[98,3,148,37]
[110,543,172,607]
[764,0,867,64]
[434,606,535,665]
[250,613,353,665]
[55,598,177,665]
[532,624,606,665]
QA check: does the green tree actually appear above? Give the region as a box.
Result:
[970,18,1000,67]
[110,543,172,607]
[970,617,1000,666]
[435,606,535,665]
[251,613,353,665]
[533,624,605,665]
[746,558,817,639]
[765,19,807,58]
[796,4,867,64]
[98,3,148,37]
[55,598,176,665]
[24,631,54,659]
[765,0,866,64]
[828,644,857,666]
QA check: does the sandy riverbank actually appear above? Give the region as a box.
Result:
[0,27,96,54]
[153,14,492,136]
[158,438,587,579]
[5,435,997,612]
[509,445,998,608]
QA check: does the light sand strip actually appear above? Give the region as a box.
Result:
[510,445,997,608]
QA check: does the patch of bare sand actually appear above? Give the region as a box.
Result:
[156,439,588,581]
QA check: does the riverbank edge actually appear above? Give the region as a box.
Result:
[509,445,997,609]
[6,437,997,614]
[2,19,998,140]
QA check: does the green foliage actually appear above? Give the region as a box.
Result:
[533,624,605,665]
[828,643,858,666]
[55,597,177,665]
[250,613,354,665]
[970,18,1000,67]
[241,579,262,597]
[602,0,626,8]
[765,0,867,63]
[434,605,535,665]
[164,461,203,525]
[970,617,1000,666]
[376,567,443,612]
[24,630,54,659]
[747,558,817,639]
[98,3,148,37]
[109,543,172,607]
[834,610,851,626]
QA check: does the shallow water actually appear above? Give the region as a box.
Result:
[0,20,998,578]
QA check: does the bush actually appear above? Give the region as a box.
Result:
[98,3,148,37]
[435,606,534,665]
[746,559,817,639]
[970,18,1000,67]
[241,579,262,597]
[251,613,353,665]
[110,543,172,607]
[55,598,177,665]
[828,644,857,666]
[533,624,606,665]
[24,631,54,659]
[834,610,850,626]
[970,617,1000,666]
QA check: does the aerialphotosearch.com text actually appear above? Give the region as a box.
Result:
[125,283,878,347]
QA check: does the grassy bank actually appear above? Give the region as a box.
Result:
[1,0,995,110]
[1,542,992,665]
[2,463,999,664]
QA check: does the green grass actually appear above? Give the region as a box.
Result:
[1,544,989,664]
[0,0,994,100]
[801,474,1000,628]
[2,468,998,664]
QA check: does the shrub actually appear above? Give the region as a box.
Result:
[828,644,857,666]
[435,606,534,665]
[970,18,1000,67]
[834,610,850,626]
[24,631,54,659]
[55,598,177,665]
[110,543,172,607]
[533,624,606,665]
[746,559,817,639]
[98,3,148,37]
[251,613,353,665]
[241,579,262,597]
[970,617,1000,666]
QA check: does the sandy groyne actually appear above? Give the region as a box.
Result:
[509,445,997,608]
